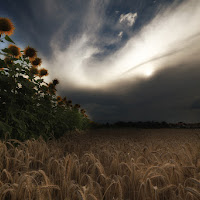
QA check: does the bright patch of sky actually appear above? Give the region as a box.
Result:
[43,0,200,90]
[119,12,138,27]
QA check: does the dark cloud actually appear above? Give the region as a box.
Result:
[0,0,92,56]
[57,60,200,123]
[0,0,176,56]
[1,0,200,123]
[191,100,200,110]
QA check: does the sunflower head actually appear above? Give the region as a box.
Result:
[57,96,62,102]
[4,57,13,65]
[8,44,21,58]
[30,66,39,75]
[81,109,86,114]
[31,57,42,66]
[39,68,48,77]
[0,18,15,35]
[24,46,37,59]
[48,82,56,95]
[53,78,59,86]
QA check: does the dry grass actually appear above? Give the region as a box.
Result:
[1,128,200,200]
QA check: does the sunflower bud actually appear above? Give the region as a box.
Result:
[31,57,42,66]
[30,66,39,75]
[81,109,86,114]
[48,82,56,95]
[24,46,37,59]
[53,78,59,85]
[39,68,48,77]
[8,44,21,58]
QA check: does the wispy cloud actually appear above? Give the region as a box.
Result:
[118,31,123,38]
[119,12,138,27]
[44,0,200,91]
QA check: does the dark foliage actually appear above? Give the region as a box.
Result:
[0,19,90,140]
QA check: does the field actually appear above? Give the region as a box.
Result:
[1,128,200,200]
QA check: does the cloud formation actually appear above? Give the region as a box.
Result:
[118,31,123,38]
[3,0,200,122]
[44,0,200,92]
[119,12,138,26]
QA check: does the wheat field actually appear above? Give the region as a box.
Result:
[1,128,200,200]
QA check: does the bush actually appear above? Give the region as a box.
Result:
[0,17,90,140]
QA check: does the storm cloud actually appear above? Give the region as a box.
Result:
[1,0,200,122]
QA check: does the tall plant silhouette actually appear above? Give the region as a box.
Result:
[0,17,89,140]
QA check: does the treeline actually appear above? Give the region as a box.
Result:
[91,121,200,129]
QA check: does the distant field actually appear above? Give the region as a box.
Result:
[1,128,200,200]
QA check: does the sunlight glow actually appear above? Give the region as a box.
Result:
[44,0,200,90]
[144,68,154,77]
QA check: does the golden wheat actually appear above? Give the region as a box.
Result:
[1,129,200,199]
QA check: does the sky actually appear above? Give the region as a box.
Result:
[1,0,200,123]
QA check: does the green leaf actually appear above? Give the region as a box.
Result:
[2,48,12,54]
[0,52,7,56]
[0,59,6,68]
[5,35,15,44]
[37,79,44,83]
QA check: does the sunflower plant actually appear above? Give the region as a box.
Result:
[0,17,90,140]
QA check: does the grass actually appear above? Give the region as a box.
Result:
[1,128,200,199]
